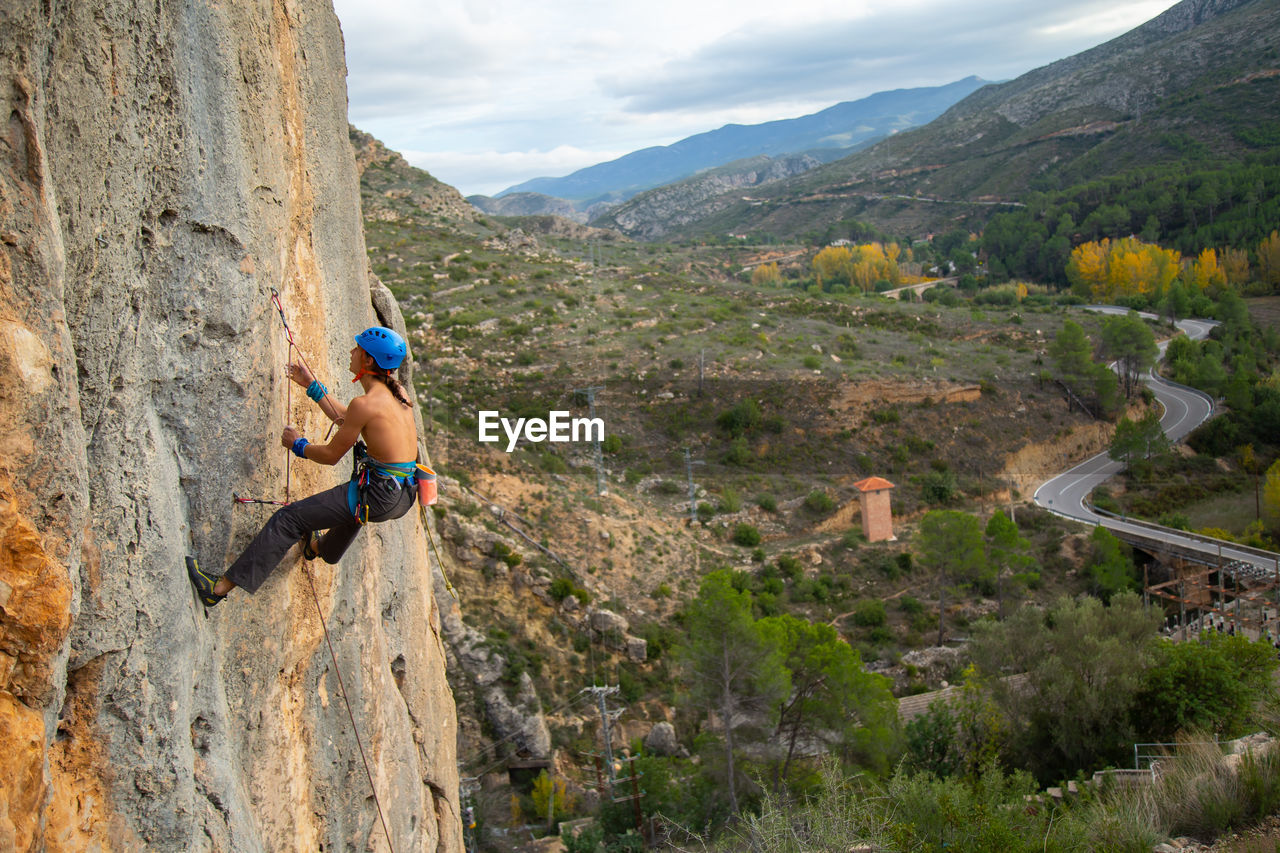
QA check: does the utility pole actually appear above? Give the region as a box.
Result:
[546,768,555,831]
[459,776,479,853]
[698,349,705,397]
[574,386,607,496]
[684,448,705,525]
[585,685,621,783]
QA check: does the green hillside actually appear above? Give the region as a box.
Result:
[612,0,1280,247]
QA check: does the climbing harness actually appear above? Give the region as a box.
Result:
[347,441,418,524]
[346,441,456,599]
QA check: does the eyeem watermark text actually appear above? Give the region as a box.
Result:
[478,410,605,453]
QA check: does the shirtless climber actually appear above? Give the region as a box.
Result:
[187,326,419,607]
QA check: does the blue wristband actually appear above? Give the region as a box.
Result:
[291,437,309,459]
[306,380,327,402]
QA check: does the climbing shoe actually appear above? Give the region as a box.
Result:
[186,556,225,607]
[300,532,320,561]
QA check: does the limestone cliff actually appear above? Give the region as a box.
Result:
[0,1,460,850]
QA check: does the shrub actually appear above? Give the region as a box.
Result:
[852,599,887,627]
[804,490,837,515]
[777,554,804,579]
[719,487,742,513]
[549,578,574,601]
[898,595,924,615]
[921,469,957,504]
[756,493,777,512]
[654,479,683,496]
[724,437,752,466]
[717,399,763,436]
[732,523,762,547]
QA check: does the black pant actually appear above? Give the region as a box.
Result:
[224,475,415,593]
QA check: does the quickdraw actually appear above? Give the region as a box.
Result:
[232,494,289,507]
[234,289,338,507]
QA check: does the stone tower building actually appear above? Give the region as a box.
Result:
[854,476,896,542]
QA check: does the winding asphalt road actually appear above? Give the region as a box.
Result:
[1032,311,1279,573]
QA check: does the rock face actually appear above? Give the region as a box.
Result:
[592,153,822,240]
[1,2,460,851]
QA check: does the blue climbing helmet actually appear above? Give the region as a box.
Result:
[354,326,407,370]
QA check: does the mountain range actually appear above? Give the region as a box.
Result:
[467,76,989,216]
[593,0,1280,241]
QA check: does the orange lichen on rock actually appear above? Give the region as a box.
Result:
[0,474,73,704]
[43,655,138,852]
[0,470,76,851]
[0,691,45,850]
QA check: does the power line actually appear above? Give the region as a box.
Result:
[573,385,607,496]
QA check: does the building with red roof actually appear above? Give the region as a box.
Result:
[853,476,896,542]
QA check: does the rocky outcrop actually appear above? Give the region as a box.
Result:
[592,154,822,240]
[352,126,480,224]
[643,722,681,757]
[467,192,587,222]
[1,2,459,850]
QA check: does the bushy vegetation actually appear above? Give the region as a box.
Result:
[733,739,1280,853]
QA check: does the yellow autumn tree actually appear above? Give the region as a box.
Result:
[1222,247,1250,287]
[1067,237,1180,301]
[1066,239,1111,298]
[1259,230,1280,289]
[751,262,782,286]
[1189,247,1227,292]
[850,243,885,292]
[812,246,853,289]
[812,242,903,292]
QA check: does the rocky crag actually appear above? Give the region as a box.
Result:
[592,153,823,240]
[352,127,481,226]
[1,2,460,850]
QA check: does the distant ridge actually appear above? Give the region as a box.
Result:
[492,77,988,206]
[617,0,1280,241]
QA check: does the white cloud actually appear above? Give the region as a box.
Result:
[334,0,1181,195]
[401,146,632,198]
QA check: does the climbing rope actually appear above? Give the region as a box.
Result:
[270,288,347,500]
[303,562,396,853]
[420,507,457,600]
[266,288,395,851]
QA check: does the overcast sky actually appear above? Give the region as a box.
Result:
[332,0,1180,197]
